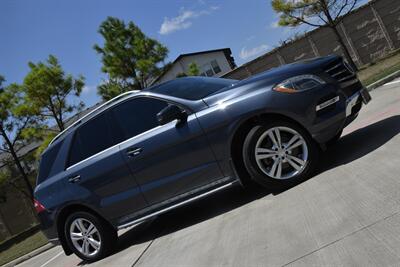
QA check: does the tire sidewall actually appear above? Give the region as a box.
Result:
[242,121,318,189]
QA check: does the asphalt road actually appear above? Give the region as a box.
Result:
[18,79,400,267]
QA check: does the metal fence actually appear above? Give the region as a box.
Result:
[223,0,400,80]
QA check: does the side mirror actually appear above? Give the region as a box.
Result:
[157,105,187,126]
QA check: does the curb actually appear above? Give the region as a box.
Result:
[2,243,56,267]
[366,69,400,91]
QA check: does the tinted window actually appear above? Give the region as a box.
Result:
[149,77,236,100]
[111,97,168,140]
[68,113,113,167]
[37,140,64,184]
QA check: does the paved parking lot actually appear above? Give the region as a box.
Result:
[18,79,400,267]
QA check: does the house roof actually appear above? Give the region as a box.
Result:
[172,48,233,64]
[151,48,236,85]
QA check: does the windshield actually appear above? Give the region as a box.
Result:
[149,77,237,100]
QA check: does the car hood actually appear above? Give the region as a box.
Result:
[202,55,340,107]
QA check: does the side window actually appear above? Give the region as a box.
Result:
[110,97,168,141]
[68,113,114,167]
[37,139,64,184]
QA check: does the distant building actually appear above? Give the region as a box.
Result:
[152,48,236,85]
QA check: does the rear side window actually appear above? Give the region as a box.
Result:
[67,113,114,167]
[110,97,168,140]
[37,140,64,184]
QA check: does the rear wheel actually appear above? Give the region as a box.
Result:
[242,120,319,189]
[64,211,117,262]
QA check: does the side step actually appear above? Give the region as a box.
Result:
[117,182,235,230]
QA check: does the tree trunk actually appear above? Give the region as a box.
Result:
[48,97,64,131]
[330,25,358,71]
[318,0,359,71]
[0,127,34,200]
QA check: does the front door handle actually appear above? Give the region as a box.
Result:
[68,175,81,183]
[126,147,143,157]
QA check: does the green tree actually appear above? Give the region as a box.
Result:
[0,76,42,199]
[188,62,200,76]
[176,62,200,78]
[94,16,168,99]
[271,0,359,70]
[97,79,128,101]
[22,55,85,132]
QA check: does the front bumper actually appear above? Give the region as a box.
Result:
[310,86,371,144]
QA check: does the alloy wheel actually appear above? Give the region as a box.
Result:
[69,218,102,257]
[254,126,308,179]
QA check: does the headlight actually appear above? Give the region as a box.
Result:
[273,74,326,93]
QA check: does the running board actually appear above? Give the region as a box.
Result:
[117,182,235,230]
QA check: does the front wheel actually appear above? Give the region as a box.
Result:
[242,120,319,189]
[64,211,117,262]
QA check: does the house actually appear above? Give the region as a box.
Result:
[152,48,236,85]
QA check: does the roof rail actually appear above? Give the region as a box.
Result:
[49,90,139,146]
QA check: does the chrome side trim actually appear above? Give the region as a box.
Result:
[49,90,140,145]
[65,125,163,171]
[65,114,197,171]
[315,96,340,111]
[117,182,235,230]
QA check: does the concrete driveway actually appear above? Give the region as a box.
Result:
[18,79,400,267]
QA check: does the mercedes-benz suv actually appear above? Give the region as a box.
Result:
[34,55,371,261]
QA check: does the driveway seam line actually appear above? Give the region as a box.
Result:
[131,239,155,267]
[281,210,400,266]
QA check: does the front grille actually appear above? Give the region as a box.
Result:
[323,58,361,97]
[324,58,356,83]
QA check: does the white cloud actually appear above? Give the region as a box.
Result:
[159,6,219,35]
[82,85,95,95]
[239,44,269,60]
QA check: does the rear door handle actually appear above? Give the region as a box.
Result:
[126,147,143,157]
[68,175,81,183]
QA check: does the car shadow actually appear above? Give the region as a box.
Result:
[115,185,269,252]
[82,115,400,264]
[318,115,400,173]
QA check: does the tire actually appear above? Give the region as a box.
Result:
[64,211,117,262]
[242,120,319,189]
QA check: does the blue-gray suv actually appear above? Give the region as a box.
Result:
[34,55,371,261]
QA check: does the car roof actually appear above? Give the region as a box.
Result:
[46,76,230,152]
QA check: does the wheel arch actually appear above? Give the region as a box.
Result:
[230,112,312,186]
[56,203,115,255]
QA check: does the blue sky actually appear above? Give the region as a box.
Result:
[0,0,365,107]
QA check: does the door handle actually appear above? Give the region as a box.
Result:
[68,175,81,183]
[126,147,143,157]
